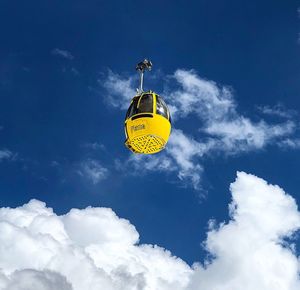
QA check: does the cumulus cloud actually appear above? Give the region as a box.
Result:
[77,159,109,184]
[188,172,300,290]
[0,173,299,289]
[101,69,300,189]
[2,270,72,290]
[51,48,74,60]
[0,199,191,290]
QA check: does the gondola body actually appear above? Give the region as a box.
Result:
[124,91,171,154]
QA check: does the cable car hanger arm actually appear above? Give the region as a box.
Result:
[136,59,152,94]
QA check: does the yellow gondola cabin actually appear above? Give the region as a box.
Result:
[124,60,172,154]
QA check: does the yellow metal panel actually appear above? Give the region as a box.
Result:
[125,114,171,154]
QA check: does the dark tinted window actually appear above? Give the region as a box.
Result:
[156,95,169,119]
[126,94,153,119]
[126,97,139,119]
[138,94,153,113]
[126,103,133,119]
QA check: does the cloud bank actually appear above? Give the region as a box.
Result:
[102,69,300,189]
[0,172,299,289]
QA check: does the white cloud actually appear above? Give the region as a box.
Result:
[279,138,300,149]
[78,159,109,184]
[2,269,72,290]
[204,118,295,152]
[0,199,191,290]
[122,129,205,189]
[258,103,297,119]
[51,48,74,60]
[188,172,300,290]
[168,69,235,121]
[168,70,296,153]
[0,149,13,162]
[101,69,300,189]
[101,70,136,109]
[0,173,299,289]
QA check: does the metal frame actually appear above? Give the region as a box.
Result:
[136,59,152,94]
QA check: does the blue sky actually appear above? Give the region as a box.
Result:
[1,1,300,289]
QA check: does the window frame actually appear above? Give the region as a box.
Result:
[137,93,154,114]
[125,93,154,120]
[155,94,170,121]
